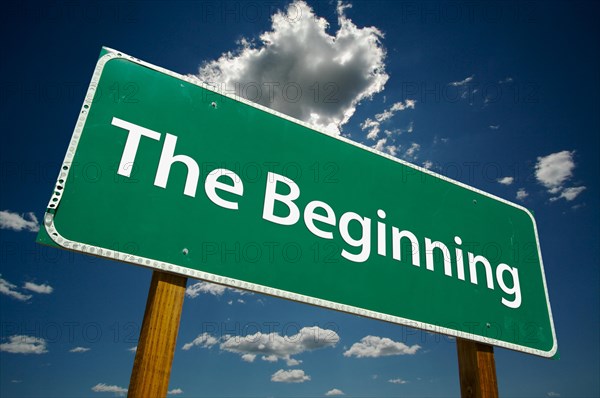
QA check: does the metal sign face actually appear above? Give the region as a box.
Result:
[38,48,557,357]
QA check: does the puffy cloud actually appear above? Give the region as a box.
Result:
[168,388,183,395]
[516,188,529,201]
[181,332,219,351]
[325,388,345,396]
[0,275,32,301]
[69,347,90,353]
[23,282,53,294]
[361,118,381,140]
[0,335,48,354]
[388,378,408,384]
[422,160,433,170]
[271,369,310,383]
[497,176,514,185]
[535,151,575,192]
[550,186,586,202]
[182,326,339,366]
[0,210,39,232]
[91,383,127,396]
[220,326,338,364]
[343,335,420,358]
[404,142,420,160]
[197,0,388,133]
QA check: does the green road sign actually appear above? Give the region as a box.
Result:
[38,47,557,357]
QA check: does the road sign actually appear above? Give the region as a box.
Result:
[37,47,557,357]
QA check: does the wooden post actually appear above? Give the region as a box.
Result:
[128,271,187,398]
[456,338,499,398]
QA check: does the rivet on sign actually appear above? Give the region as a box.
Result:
[211,102,217,109]
[182,248,189,256]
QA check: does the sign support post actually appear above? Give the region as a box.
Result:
[128,271,187,398]
[456,338,499,398]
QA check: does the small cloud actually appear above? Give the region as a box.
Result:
[388,378,408,384]
[325,388,345,396]
[361,118,381,140]
[0,275,32,301]
[497,176,514,185]
[449,74,474,86]
[185,281,250,298]
[0,210,39,232]
[69,347,90,353]
[516,188,529,201]
[489,125,500,130]
[91,383,127,396]
[168,388,183,395]
[128,346,137,353]
[404,142,420,160]
[271,369,310,383]
[23,282,53,294]
[550,186,586,202]
[547,392,560,397]
[535,150,575,193]
[343,336,420,358]
[422,160,433,170]
[11,380,22,383]
[498,77,514,84]
[181,332,219,351]
[0,335,48,355]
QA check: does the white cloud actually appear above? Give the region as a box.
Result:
[535,150,575,192]
[184,326,339,365]
[361,118,381,140]
[0,335,48,354]
[325,388,345,396]
[185,282,227,298]
[547,392,560,397]
[497,176,514,185]
[69,347,90,353]
[181,332,219,351]
[404,142,420,160]
[516,188,529,201]
[375,99,416,122]
[450,74,474,86]
[0,210,39,232]
[220,326,339,364]
[372,137,387,152]
[388,378,408,384]
[422,160,433,170]
[0,275,32,301]
[168,388,184,395]
[91,383,127,396]
[128,346,137,353]
[343,336,420,358]
[363,100,415,140]
[551,186,586,202]
[185,281,250,298]
[23,282,53,294]
[489,125,500,130]
[498,77,513,84]
[197,0,388,134]
[271,369,310,383]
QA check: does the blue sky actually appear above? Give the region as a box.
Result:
[1,1,598,397]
